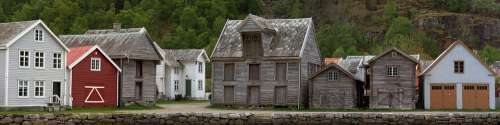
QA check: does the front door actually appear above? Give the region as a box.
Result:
[185,80,191,97]
[135,82,143,100]
[52,82,61,97]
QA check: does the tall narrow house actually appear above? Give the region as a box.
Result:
[0,20,70,107]
[60,24,163,106]
[211,14,321,108]
[367,48,419,109]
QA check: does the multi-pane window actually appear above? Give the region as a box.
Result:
[387,65,399,77]
[276,63,287,81]
[34,81,44,97]
[18,80,28,97]
[174,67,180,74]
[91,58,101,71]
[19,51,29,68]
[53,53,62,69]
[224,63,235,81]
[136,61,143,78]
[34,51,44,68]
[454,61,464,73]
[249,64,260,80]
[198,80,203,90]
[328,71,339,81]
[242,32,262,58]
[198,62,203,73]
[34,29,43,42]
[174,80,179,91]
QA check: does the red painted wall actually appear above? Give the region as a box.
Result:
[71,50,118,107]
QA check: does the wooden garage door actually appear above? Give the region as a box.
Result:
[463,84,489,110]
[224,86,234,104]
[248,86,260,105]
[430,84,456,109]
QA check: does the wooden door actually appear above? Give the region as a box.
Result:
[462,85,476,109]
[185,80,191,97]
[476,85,489,109]
[135,82,143,100]
[248,86,260,105]
[463,85,489,109]
[442,85,456,109]
[274,86,287,105]
[430,85,443,109]
[224,86,234,104]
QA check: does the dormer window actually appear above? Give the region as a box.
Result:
[242,32,263,58]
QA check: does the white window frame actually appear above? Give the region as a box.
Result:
[34,29,43,42]
[198,62,203,73]
[174,67,180,74]
[17,80,29,98]
[91,58,101,71]
[52,52,63,69]
[19,50,29,68]
[174,80,179,92]
[328,71,339,81]
[198,80,203,90]
[34,51,44,69]
[387,66,399,77]
[34,80,45,98]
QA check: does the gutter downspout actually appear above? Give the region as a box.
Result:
[118,59,123,107]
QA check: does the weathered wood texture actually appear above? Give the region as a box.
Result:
[369,51,417,109]
[310,68,356,109]
[114,59,157,105]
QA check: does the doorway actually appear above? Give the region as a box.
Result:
[135,82,143,100]
[185,80,191,97]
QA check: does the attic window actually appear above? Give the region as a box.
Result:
[242,32,262,58]
[454,61,464,73]
[391,52,398,57]
[34,29,43,42]
[328,71,339,81]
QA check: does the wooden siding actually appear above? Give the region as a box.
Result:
[115,59,157,104]
[300,25,322,108]
[7,24,68,106]
[369,51,417,109]
[71,49,118,107]
[310,68,356,109]
[0,50,5,106]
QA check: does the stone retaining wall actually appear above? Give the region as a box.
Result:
[0,112,499,125]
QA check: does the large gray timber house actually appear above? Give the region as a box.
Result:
[211,14,321,108]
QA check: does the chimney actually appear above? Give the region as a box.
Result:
[113,23,121,31]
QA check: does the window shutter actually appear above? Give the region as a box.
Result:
[276,63,286,81]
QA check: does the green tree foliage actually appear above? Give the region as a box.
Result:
[428,0,471,13]
[316,21,367,57]
[383,0,398,23]
[480,44,500,64]
[472,0,500,15]
[273,0,304,18]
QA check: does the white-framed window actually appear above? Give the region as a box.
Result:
[391,52,398,57]
[328,71,339,81]
[198,80,203,90]
[34,51,44,68]
[34,80,44,97]
[91,58,101,71]
[18,80,28,97]
[174,67,180,74]
[34,29,43,42]
[387,65,399,77]
[198,62,203,73]
[19,50,29,68]
[174,80,179,91]
[53,53,62,69]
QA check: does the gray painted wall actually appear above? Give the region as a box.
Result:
[116,59,157,105]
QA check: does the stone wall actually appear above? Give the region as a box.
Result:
[0,112,499,125]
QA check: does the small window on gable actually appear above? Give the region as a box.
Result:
[34,29,43,42]
[454,61,464,73]
[242,32,262,58]
[91,58,101,71]
[328,70,339,81]
[391,52,398,57]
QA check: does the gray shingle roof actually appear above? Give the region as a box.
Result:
[164,49,206,61]
[212,15,312,58]
[0,20,38,47]
[60,28,162,60]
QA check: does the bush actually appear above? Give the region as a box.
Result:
[472,0,500,15]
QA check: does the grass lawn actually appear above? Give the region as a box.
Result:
[157,99,209,104]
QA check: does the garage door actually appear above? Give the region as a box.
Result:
[462,84,489,110]
[430,84,456,109]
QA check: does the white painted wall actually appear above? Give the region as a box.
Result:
[423,44,495,109]
[180,54,206,100]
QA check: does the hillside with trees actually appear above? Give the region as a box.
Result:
[1,0,500,63]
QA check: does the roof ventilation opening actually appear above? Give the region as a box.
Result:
[113,23,121,31]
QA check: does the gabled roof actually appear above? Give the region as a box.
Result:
[60,27,162,60]
[68,45,121,72]
[236,14,274,32]
[0,20,69,51]
[420,40,495,75]
[367,48,419,64]
[310,64,355,80]
[164,49,209,62]
[212,14,313,58]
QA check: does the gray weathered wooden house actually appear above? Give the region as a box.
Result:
[366,48,419,109]
[309,64,357,109]
[211,14,321,108]
[60,24,163,106]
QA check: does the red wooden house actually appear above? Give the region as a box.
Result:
[68,45,121,107]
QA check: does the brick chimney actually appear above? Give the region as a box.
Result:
[113,23,121,31]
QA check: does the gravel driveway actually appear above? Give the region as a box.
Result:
[120,102,283,114]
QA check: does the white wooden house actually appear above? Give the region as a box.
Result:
[421,41,495,110]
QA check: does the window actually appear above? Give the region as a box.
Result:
[91,58,101,71]
[387,65,399,77]
[34,51,44,68]
[136,61,143,78]
[198,80,203,90]
[34,81,44,97]
[242,32,262,58]
[249,64,260,80]
[34,29,43,42]
[174,80,179,91]
[53,53,62,69]
[308,63,318,76]
[391,52,398,57]
[454,61,464,73]
[18,80,28,97]
[174,67,180,74]
[198,62,203,73]
[328,71,339,81]
[19,51,29,68]
[224,63,235,81]
[276,63,287,81]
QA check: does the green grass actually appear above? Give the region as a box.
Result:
[157,99,208,104]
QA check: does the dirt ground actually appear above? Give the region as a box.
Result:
[120,102,286,114]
